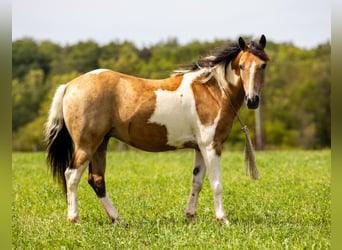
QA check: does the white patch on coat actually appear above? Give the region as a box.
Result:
[226,61,240,86]
[87,69,110,75]
[65,161,89,222]
[212,65,229,91]
[195,112,220,147]
[99,193,119,220]
[149,69,221,148]
[247,61,257,99]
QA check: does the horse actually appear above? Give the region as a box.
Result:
[45,35,269,225]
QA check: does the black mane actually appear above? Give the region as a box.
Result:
[178,39,269,73]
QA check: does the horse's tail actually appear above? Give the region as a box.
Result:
[44,84,73,194]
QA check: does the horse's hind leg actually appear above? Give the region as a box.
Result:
[88,138,120,223]
[65,148,91,223]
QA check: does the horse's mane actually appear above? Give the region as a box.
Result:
[177,42,241,74]
[174,40,269,77]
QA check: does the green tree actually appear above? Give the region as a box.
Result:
[12,39,49,79]
[261,42,330,149]
[99,42,143,76]
[12,69,45,132]
[12,71,81,151]
[65,40,100,73]
[38,41,62,76]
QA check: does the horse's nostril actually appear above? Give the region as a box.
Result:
[254,95,259,104]
[246,95,259,109]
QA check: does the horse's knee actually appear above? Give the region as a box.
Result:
[192,180,203,193]
[211,181,223,195]
[88,174,106,198]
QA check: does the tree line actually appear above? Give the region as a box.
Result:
[12,37,330,151]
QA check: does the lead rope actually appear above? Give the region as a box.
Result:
[222,87,260,180]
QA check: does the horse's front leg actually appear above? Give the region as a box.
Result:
[200,144,229,224]
[186,149,206,222]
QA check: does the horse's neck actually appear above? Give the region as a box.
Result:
[212,65,245,114]
[224,80,245,113]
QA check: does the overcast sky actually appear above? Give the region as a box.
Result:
[12,0,330,49]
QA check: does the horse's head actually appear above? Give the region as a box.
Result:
[236,35,269,109]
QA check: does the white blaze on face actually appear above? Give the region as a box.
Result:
[247,61,257,99]
[149,69,221,148]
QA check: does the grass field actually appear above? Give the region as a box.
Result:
[12,150,330,249]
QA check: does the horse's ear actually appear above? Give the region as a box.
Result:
[259,34,266,49]
[238,37,246,50]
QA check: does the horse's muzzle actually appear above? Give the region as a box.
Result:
[246,95,259,109]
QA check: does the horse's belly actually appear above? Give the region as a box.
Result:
[123,118,195,152]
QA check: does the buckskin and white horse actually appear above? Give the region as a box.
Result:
[45,35,269,225]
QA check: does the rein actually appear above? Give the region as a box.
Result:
[222,86,260,180]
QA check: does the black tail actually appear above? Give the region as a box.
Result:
[44,84,73,194]
[45,123,73,193]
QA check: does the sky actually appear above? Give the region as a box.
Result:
[12,0,330,49]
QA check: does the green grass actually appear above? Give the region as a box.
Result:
[12,150,330,249]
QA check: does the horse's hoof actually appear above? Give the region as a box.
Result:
[121,221,129,229]
[185,213,196,223]
[111,218,129,229]
[68,216,80,224]
[216,216,229,225]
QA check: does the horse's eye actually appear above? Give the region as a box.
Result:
[260,63,267,70]
[239,64,245,70]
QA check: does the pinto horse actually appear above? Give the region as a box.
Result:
[45,35,269,225]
